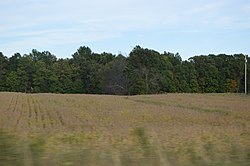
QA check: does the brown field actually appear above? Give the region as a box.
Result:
[0,92,250,166]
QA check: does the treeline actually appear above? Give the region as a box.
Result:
[0,46,249,95]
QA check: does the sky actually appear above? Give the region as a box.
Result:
[0,0,250,60]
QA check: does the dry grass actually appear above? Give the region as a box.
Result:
[0,92,250,165]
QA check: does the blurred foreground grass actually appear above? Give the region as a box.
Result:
[1,127,250,166]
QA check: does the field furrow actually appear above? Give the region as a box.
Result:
[57,111,65,127]
[30,96,39,127]
[40,101,55,128]
[12,93,19,113]
[1,94,15,128]
[37,100,46,129]
[6,94,15,112]
[32,96,45,129]
[14,95,23,130]
[43,111,53,128]
[26,95,32,128]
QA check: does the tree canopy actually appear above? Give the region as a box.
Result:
[0,46,249,94]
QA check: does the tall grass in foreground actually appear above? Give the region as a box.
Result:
[1,128,250,166]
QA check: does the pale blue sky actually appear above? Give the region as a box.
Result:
[1,0,250,60]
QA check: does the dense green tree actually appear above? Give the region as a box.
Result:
[5,71,20,92]
[101,55,128,95]
[72,46,102,94]
[0,53,9,91]
[33,61,59,93]
[161,52,181,92]
[189,56,219,93]
[17,55,35,92]
[52,59,74,93]
[174,61,199,92]
[4,53,22,92]
[210,54,245,93]
[127,46,176,94]
[230,54,245,93]
[127,46,160,94]
[8,53,21,72]
[33,50,57,68]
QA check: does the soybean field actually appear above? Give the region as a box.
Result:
[0,92,250,166]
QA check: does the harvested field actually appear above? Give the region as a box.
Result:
[0,92,250,166]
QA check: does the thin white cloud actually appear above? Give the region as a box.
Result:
[0,0,250,57]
